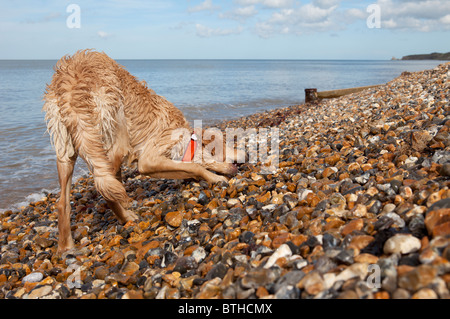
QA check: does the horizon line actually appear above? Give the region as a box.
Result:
[0,58,398,61]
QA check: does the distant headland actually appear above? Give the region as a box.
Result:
[400,52,450,61]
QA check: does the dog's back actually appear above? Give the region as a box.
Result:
[43,50,137,206]
[44,50,193,208]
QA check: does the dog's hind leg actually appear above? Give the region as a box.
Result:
[70,123,132,210]
[104,156,139,223]
[56,156,77,254]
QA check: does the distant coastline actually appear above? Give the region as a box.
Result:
[401,52,450,61]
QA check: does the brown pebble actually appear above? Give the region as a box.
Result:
[425,208,450,238]
[165,211,183,228]
[341,219,364,237]
[398,265,437,291]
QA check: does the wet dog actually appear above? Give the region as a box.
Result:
[43,50,242,253]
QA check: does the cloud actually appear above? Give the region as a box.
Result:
[195,23,243,37]
[97,31,112,39]
[219,5,258,21]
[349,0,450,31]
[234,0,294,9]
[188,0,221,13]
[192,0,450,39]
[441,14,450,25]
[254,2,339,37]
[312,0,341,9]
[22,12,61,24]
[260,0,294,8]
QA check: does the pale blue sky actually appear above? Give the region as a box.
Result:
[0,0,449,59]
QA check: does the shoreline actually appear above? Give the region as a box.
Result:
[0,62,449,299]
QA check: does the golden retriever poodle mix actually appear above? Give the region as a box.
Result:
[43,50,242,253]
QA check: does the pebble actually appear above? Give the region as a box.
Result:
[1,62,450,299]
[398,265,438,291]
[264,244,292,269]
[383,234,422,255]
[165,211,183,228]
[412,288,438,299]
[26,285,53,299]
[22,272,44,284]
[297,271,325,295]
[425,208,450,238]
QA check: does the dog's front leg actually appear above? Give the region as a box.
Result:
[56,157,77,254]
[138,156,228,184]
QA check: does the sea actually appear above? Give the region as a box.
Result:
[0,59,445,212]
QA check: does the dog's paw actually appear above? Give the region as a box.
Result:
[58,245,77,259]
[208,175,229,184]
[124,210,139,222]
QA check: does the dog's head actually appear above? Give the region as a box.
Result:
[194,127,247,176]
[170,127,247,176]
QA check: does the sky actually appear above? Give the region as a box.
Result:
[0,0,449,59]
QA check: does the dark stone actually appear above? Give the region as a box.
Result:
[164,251,178,266]
[315,256,337,274]
[333,249,354,265]
[198,191,209,205]
[139,260,149,270]
[181,269,197,279]
[323,233,341,250]
[374,215,395,231]
[173,256,198,274]
[285,241,300,255]
[205,262,228,280]
[390,180,402,193]
[81,282,92,293]
[368,200,383,214]
[239,231,255,244]
[399,253,421,266]
[193,278,208,286]
[315,199,329,212]
[136,276,147,288]
[58,285,71,299]
[274,285,300,299]
[343,186,364,196]
[408,215,427,238]
[305,235,321,249]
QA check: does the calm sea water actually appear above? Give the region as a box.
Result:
[0,59,444,211]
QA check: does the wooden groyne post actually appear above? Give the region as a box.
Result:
[305,88,318,104]
[305,84,382,103]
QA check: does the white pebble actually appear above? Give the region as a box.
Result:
[383,234,421,255]
[191,246,207,263]
[22,272,43,284]
[264,244,292,269]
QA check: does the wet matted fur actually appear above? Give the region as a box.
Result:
[43,50,239,253]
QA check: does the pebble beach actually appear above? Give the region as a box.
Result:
[1,62,449,300]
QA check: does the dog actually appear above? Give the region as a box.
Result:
[43,50,243,253]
